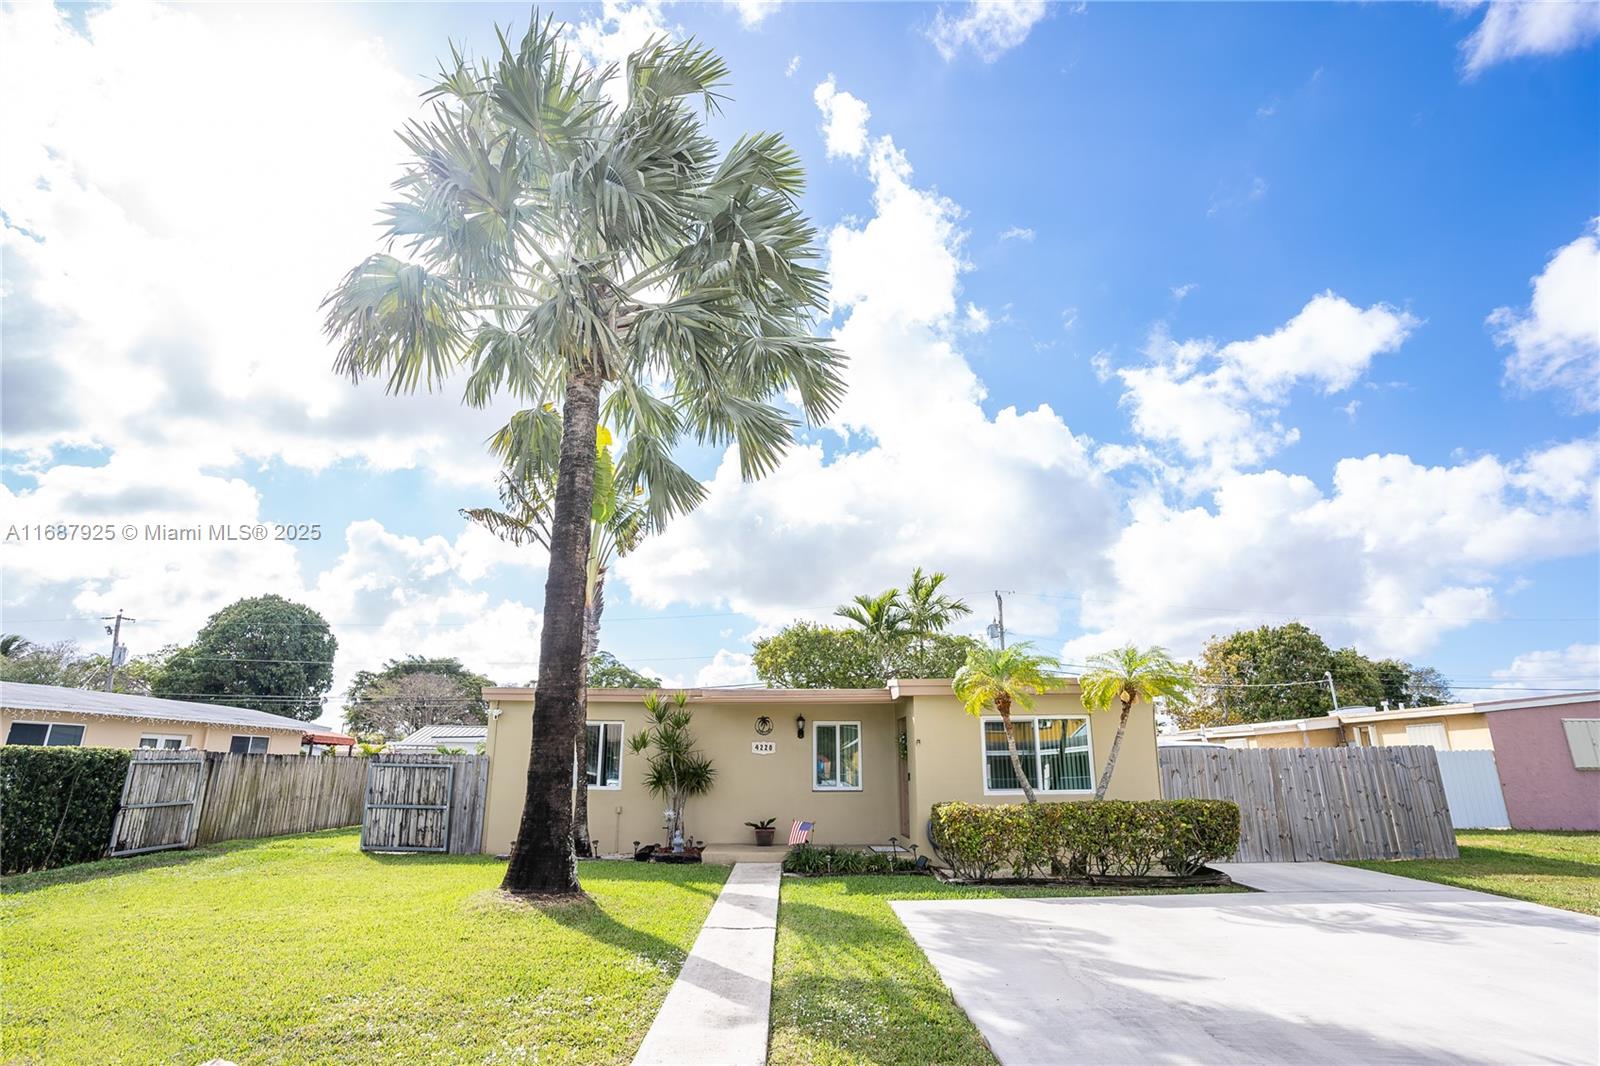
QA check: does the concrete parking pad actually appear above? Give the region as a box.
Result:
[633,863,781,1066]
[893,866,1599,1065]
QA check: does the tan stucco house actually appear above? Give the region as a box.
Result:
[482,678,1160,858]
[0,682,334,754]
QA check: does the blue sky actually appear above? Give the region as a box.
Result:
[2,0,1597,718]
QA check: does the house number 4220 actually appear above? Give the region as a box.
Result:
[751,741,776,755]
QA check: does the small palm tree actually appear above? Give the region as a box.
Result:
[835,589,910,678]
[0,634,29,659]
[952,643,1066,804]
[628,691,716,850]
[1080,645,1194,799]
[901,568,969,664]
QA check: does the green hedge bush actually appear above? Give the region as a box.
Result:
[782,842,923,876]
[1,747,132,875]
[929,799,1240,881]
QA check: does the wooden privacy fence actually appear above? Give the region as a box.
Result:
[194,753,366,846]
[109,750,207,856]
[106,751,366,857]
[1160,745,1458,862]
[360,753,488,855]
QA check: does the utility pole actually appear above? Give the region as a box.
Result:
[986,591,1007,649]
[1324,670,1340,710]
[102,610,135,691]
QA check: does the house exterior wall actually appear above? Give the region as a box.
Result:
[0,708,304,754]
[902,689,1160,855]
[1245,727,1340,749]
[1349,712,1492,751]
[1486,701,1600,831]
[482,694,902,857]
[481,685,1164,858]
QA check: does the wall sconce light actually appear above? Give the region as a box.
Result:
[795,714,806,739]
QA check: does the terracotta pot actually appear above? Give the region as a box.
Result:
[754,827,776,846]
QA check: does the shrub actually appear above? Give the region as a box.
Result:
[782,843,921,876]
[928,799,1239,881]
[1,746,132,874]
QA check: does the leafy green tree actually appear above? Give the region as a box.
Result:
[1375,659,1453,707]
[587,651,661,688]
[1,639,171,696]
[834,569,972,678]
[344,656,493,738]
[323,14,841,896]
[0,634,30,658]
[952,642,1066,804]
[627,691,716,849]
[751,623,980,688]
[753,623,882,688]
[1079,645,1194,798]
[151,595,336,719]
[1329,646,1385,709]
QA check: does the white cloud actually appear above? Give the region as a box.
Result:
[1456,0,1600,77]
[695,649,758,687]
[813,76,871,160]
[620,113,1119,634]
[1118,293,1420,479]
[1171,283,1199,301]
[1486,642,1600,695]
[1489,221,1600,412]
[964,304,992,333]
[1061,307,1080,330]
[1207,175,1269,218]
[929,0,1049,62]
[0,3,521,486]
[999,226,1036,242]
[785,54,801,77]
[1063,437,1600,664]
[727,0,782,28]
[570,0,672,79]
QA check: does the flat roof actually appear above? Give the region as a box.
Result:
[1173,689,1600,739]
[0,681,323,734]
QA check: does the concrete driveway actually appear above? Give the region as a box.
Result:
[892,863,1599,1065]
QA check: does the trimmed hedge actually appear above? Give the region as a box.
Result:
[1,746,132,875]
[782,842,924,876]
[929,799,1240,882]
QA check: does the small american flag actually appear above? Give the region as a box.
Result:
[787,819,815,846]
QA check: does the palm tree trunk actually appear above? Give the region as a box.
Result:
[997,699,1037,804]
[502,368,601,897]
[571,565,605,857]
[1093,694,1134,800]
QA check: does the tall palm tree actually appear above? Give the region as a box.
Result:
[952,643,1066,804]
[834,589,908,678]
[1080,645,1194,799]
[462,419,649,855]
[901,567,969,662]
[324,14,843,897]
[0,634,29,659]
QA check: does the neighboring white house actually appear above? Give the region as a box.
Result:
[390,723,487,753]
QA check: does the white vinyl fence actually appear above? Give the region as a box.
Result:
[1433,750,1510,829]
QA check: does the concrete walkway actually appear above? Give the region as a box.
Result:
[895,863,1599,1065]
[632,862,781,1066]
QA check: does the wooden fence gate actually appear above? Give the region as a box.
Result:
[108,750,207,856]
[360,754,488,855]
[1159,744,1458,862]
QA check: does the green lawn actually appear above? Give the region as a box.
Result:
[0,829,726,1065]
[1345,830,1600,915]
[769,876,1242,1066]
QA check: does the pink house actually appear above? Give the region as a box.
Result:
[1482,694,1600,831]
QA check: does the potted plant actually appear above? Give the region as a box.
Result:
[746,817,777,847]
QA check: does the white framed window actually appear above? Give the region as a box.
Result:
[6,721,85,747]
[981,716,1093,794]
[229,734,269,754]
[1562,719,1600,770]
[584,722,624,789]
[139,734,188,751]
[813,721,862,791]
